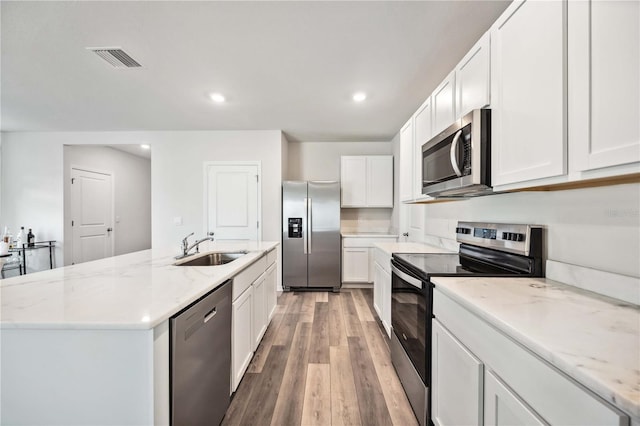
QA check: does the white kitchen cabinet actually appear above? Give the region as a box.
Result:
[342,236,397,284]
[232,285,253,391]
[491,0,566,188]
[373,247,392,337]
[568,0,640,174]
[366,156,394,207]
[341,155,393,208]
[252,273,267,351]
[413,98,433,201]
[484,370,546,426]
[265,262,277,321]
[400,119,415,202]
[342,248,369,282]
[434,288,628,426]
[455,31,491,118]
[432,70,456,135]
[340,156,367,207]
[432,319,483,426]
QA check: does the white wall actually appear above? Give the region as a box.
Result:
[63,145,151,264]
[287,141,392,181]
[0,131,284,276]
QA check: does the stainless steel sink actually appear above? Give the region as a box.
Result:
[175,251,247,266]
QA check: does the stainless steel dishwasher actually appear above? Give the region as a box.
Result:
[170,279,232,425]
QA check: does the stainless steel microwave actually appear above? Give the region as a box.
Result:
[421,109,491,198]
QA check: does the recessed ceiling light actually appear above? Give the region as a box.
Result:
[140,144,150,150]
[353,92,367,102]
[210,93,226,103]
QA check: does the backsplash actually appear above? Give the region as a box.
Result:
[340,208,394,234]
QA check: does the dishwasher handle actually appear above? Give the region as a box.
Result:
[204,306,217,323]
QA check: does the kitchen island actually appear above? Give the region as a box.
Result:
[0,241,278,425]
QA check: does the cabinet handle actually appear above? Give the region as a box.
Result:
[450,129,463,177]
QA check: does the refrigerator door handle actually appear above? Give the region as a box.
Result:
[303,198,308,254]
[307,197,312,253]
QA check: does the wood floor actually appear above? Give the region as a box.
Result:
[222,289,418,426]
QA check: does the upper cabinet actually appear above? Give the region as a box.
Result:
[432,71,456,136]
[568,0,640,173]
[399,120,414,202]
[491,0,567,188]
[455,32,491,119]
[341,155,393,208]
[413,97,433,200]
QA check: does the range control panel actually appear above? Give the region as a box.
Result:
[455,222,542,256]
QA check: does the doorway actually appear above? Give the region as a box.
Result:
[64,145,152,266]
[70,167,114,264]
[204,162,261,241]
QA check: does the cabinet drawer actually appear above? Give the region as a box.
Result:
[433,289,628,425]
[266,248,277,267]
[233,255,267,301]
[343,237,397,248]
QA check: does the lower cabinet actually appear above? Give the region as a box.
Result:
[373,256,392,337]
[343,248,370,282]
[265,262,277,320]
[432,319,483,426]
[433,288,628,426]
[231,249,279,392]
[252,273,267,351]
[232,285,253,392]
[484,370,546,426]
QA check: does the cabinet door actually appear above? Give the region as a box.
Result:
[342,248,369,282]
[432,319,483,426]
[569,0,640,172]
[399,119,414,202]
[491,0,566,187]
[432,71,456,135]
[373,262,384,319]
[232,286,253,392]
[413,98,432,200]
[265,263,277,321]
[366,156,393,207]
[456,31,491,118]
[381,266,391,338]
[341,156,367,207]
[485,370,547,426]
[252,273,267,351]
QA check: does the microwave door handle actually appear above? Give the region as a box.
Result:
[450,129,463,177]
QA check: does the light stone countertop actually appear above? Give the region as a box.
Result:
[340,232,399,238]
[0,241,278,330]
[432,276,640,420]
[374,241,454,256]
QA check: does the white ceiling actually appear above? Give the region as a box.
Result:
[1,1,510,142]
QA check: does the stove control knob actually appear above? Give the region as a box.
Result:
[516,233,524,242]
[502,232,508,240]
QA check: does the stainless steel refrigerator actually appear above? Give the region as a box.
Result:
[282,181,341,291]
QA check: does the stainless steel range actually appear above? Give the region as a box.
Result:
[390,222,543,426]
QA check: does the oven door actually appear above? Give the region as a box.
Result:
[391,261,429,384]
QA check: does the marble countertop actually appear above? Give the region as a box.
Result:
[0,241,278,330]
[373,241,454,256]
[432,276,640,420]
[341,232,399,238]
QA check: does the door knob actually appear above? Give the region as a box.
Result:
[107,227,113,232]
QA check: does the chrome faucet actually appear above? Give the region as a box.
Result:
[177,232,215,259]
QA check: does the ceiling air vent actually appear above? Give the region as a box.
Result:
[88,47,142,68]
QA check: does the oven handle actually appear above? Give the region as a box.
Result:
[391,265,423,289]
[450,129,463,177]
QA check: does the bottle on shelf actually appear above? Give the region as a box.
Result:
[16,227,26,248]
[2,226,10,244]
[27,229,35,247]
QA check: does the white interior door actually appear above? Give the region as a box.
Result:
[71,168,114,264]
[206,163,260,241]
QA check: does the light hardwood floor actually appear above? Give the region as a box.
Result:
[222,289,418,426]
